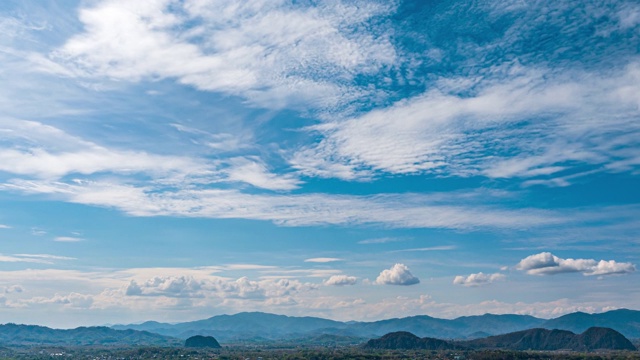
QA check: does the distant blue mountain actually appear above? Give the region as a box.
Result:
[541,309,640,338]
[112,312,347,341]
[0,324,180,346]
[112,311,547,341]
[112,309,640,342]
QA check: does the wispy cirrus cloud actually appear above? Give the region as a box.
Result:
[0,119,299,191]
[1,178,567,230]
[224,157,301,191]
[391,246,456,253]
[292,63,640,183]
[304,258,343,263]
[0,253,75,264]
[54,236,84,242]
[358,237,406,245]
[0,118,210,180]
[53,0,396,110]
[14,254,76,261]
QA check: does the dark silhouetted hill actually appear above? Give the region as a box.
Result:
[184,335,220,348]
[364,331,460,350]
[464,327,636,351]
[573,326,637,351]
[0,323,180,346]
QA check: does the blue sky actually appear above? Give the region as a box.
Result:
[0,0,639,328]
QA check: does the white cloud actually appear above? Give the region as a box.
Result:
[0,253,75,265]
[325,296,635,323]
[54,0,396,110]
[0,119,210,181]
[259,269,342,279]
[28,292,94,309]
[13,254,76,261]
[1,179,566,230]
[453,272,506,287]
[0,224,10,229]
[516,252,636,276]
[126,276,203,298]
[291,63,640,183]
[125,275,318,300]
[358,237,405,244]
[225,157,301,191]
[54,236,84,242]
[0,264,635,326]
[0,146,202,180]
[304,257,343,263]
[30,228,46,236]
[0,15,47,42]
[617,4,640,29]
[170,123,250,153]
[391,246,456,253]
[221,264,278,271]
[324,275,357,286]
[0,119,300,192]
[375,263,420,285]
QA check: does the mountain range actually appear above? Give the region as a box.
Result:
[365,327,637,351]
[0,310,638,349]
[0,324,181,346]
[111,309,640,342]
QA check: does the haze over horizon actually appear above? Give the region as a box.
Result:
[0,0,638,329]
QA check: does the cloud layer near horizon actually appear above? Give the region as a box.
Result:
[516,252,636,276]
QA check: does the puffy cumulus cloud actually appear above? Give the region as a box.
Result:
[323,275,357,286]
[375,264,420,286]
[54,0,396,110]
[453,272,506,287]
[125,275,317,300]
[126,276,203,298]
[516,252,636,276]
[28,292,94,309]
[262,278,317,297]
[0,265,636,325]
